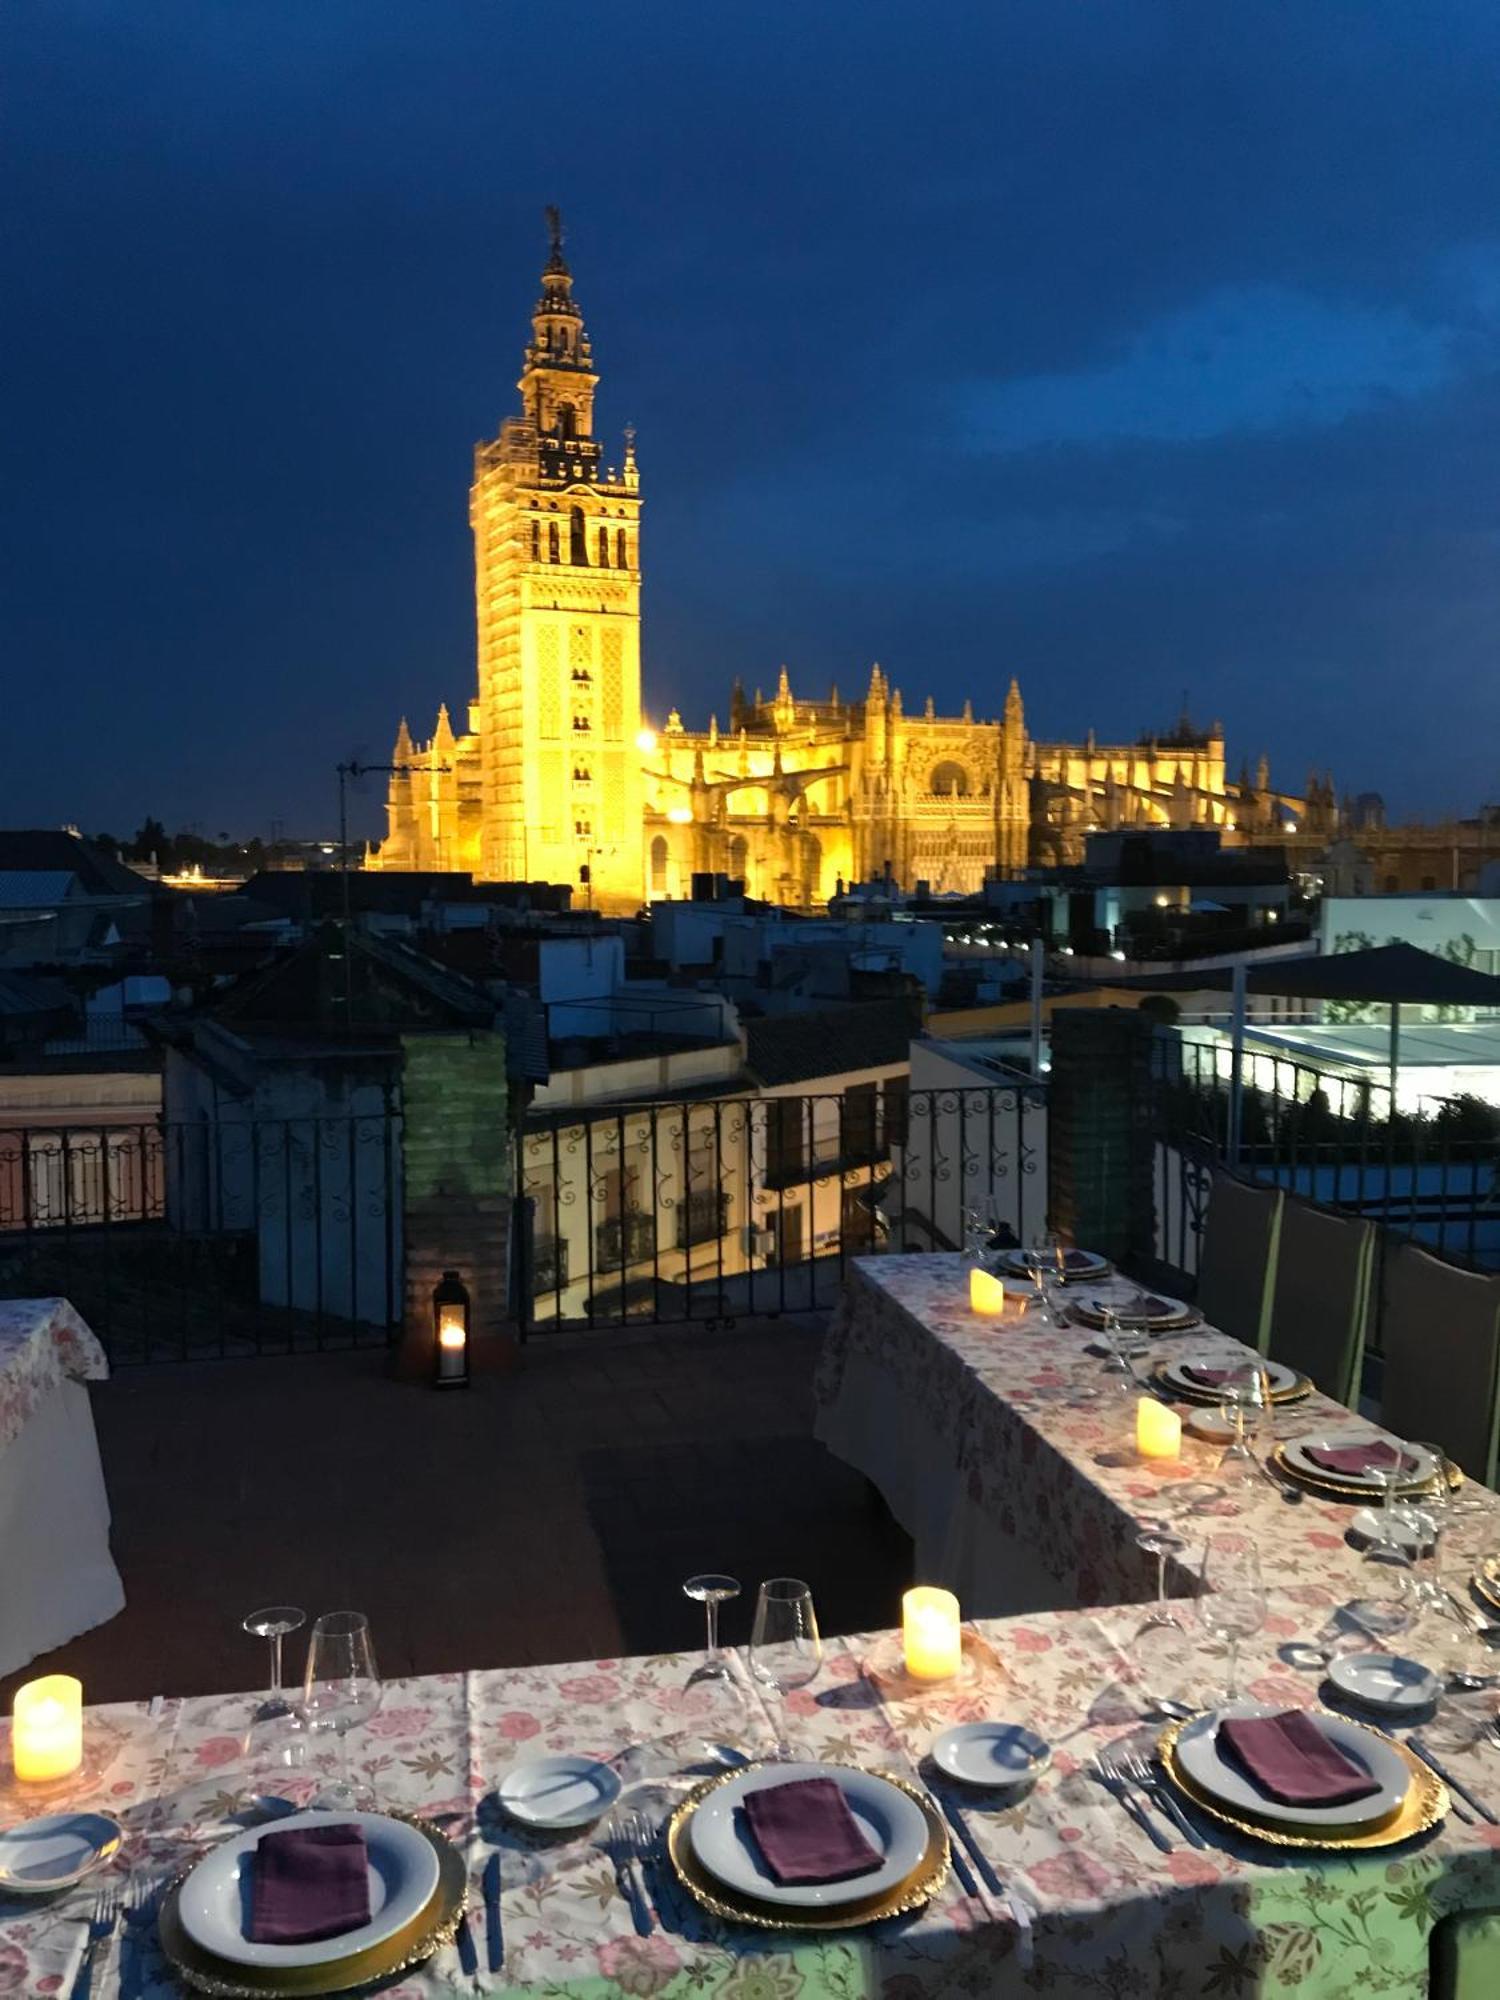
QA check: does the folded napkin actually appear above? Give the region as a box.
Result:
[1063,1249,1095,1270]
[247,1824,372,1945]
[1216,1710,1383,1808]
[741,1777,884,1887]
[1184,1364,1234,1388]
[1305,1440,1416,1478]
[1093,1295,1172,1322]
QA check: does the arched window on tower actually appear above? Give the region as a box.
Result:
[617,528,628,569]
[547,520,560,563]
[598,527,609,567]
[650,835,669,896]
[570,507,588,566]
[531,520,540,561]
[556,402,576,440]
[929,761,970,798]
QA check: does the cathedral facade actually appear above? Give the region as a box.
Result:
[370,222,1333,907]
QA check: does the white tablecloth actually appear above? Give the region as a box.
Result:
[0,1299,124,1676]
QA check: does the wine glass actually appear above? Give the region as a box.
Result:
[683,1574,741,1687]
[1346,1465,1419,1639]
[1098,1306,1137,1395]
[1390,1441,1451,1617]
[749,1579,822,1760]
[242,1606,305,1724]
[1216,1384,1259,1489]
[1134,1523,1191,1715]
[1197,1537,1267,1702]
[299,1612,382,1810]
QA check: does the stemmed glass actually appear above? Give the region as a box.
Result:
[1197,1537,1267,1702]
[1098,1306,1137,1396]
[242,1606,305,1724]
[1346,1465,1419,1638]
[749,1579,822,1760]
[1135,1523,1190,1715]
[683,1574,741,1687]
[1391,1441,1452,1617]
[1216,1381,1262,1489]
[299,1612,382,1810]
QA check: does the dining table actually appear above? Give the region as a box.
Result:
[814,1252,1500,1616]
[0,1296,124,1678]
[4,1595,1500,1999]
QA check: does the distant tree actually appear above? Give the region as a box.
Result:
[127,816,170,865]
[90,830,120,858]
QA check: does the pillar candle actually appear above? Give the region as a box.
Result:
[968,1267,1006,1316]
[12,1675,83,1784]
[1137,1397,1182,1461]
[437,1314,467,1381]
[902,1586,962,1681]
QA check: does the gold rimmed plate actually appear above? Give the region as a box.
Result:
[667,1759,949,1931]
[1157,1358,1310,1407]
[1474,1557,1500,1614]
[1158,1714,1446,1851]
[157,1814,466,1999]
[1268,1442,1441,1503]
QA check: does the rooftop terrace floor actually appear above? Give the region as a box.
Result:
[2,1316,913,1710]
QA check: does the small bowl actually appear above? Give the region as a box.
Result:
[495,1754,622,1830]
[931,1721,1051,1791]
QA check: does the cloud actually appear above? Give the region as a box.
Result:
[961,279,1496,452]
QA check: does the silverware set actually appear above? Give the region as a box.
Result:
[1090,1747,1183,1852]
[72,1882,120,1998]
[930,1789,1036,1954]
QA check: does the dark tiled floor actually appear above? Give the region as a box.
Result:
[3,1317,912,1708]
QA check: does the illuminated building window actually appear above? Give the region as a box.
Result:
[557,402,576,439]
[650,834,668,893]
[598,526,609,566]
[548,521,559,562]
[531,520,540,560]
[573,763,592,783]
[617,528,627,568]
[570,506,588,566]
[575,818,592,838]
[572,715,591,733]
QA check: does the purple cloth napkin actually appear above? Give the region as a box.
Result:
[1063,1249,1095,1269]
[741,1778,884,1886]
[247,1824,372,1945]
[1184,1364,1233,1387]
[1092,1295,1172,1321]
[1217,1710,1383,1807]
[1306,1440,1416,1478]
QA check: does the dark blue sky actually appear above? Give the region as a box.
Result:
[7,1,1498,839]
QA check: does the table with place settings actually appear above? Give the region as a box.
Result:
[3,1602,1500,1998]
[814,1253,1500,1616]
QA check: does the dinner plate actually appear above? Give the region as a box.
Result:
[1327,1652,1441,1715]
[1072,1293,1198,1332]
[1282,1433,1440,1495]
[997,1247,1110,1284]
[1172,1703,1409,1830]
[1158,1356,1304,1402]
[1349,1506,1433,1558]
[496,1754,621,1830]
[0,1812,121,1894]
[686,1761,929,1909]
[931,1722,1051,1790]
[177,1810,440,1970]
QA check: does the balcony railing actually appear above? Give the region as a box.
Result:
[595,1211,657,1268]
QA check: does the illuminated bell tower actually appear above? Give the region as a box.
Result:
[472,208,644,902]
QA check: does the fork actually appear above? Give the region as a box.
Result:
[120,1874,166,2000]
[1119,1749,1206,1848]
[74,1882,121,1998]
[1091,1750,1174,1852]
[628,1807,693,1933]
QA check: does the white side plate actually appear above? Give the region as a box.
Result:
[1328,1653,1440,1714]
[687,1762,928,1909]
[177,1810,439,1970]
[496,1754,621,1830]
[0,1813,120,1894]
[931,1721,1051,1790]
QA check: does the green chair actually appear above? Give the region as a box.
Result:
[1432,1911,1500,1999]
[1265,1194,1375,1406]
[1195,1171,1283,1352]
[1380,1240,1500,1487]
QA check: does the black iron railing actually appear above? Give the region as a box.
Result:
[0,1115,402,1364]
[515,1081,1048,1334]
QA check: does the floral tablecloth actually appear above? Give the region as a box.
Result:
[814,1254,1500,1610]
[0,1297,107,1454]
[3,1600,1500,1999]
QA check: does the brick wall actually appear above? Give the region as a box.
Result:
[398,1031,514,1375]
[1047,1007,1155,1264]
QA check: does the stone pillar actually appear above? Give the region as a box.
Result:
[396,1031,516,1379]
[1047,1007,1155,1265]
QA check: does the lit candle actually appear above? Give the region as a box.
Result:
[969,1267,1006,1316]
[437,1314,466,1381]
[12,1675,83,1784]
[1137,1397,1182,1461]
[902,1586,962,1682]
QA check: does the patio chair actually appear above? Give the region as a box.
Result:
[1264,1194,1375,1406]
[1431,1910,1500,2000]
[1380,1240,1500,1487]
[1194,1171,1283,1352]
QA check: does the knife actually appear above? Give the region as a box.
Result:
[935,1792,1034,1948]
[454,1909,479,1981]
[481,1851,505,1971]
[928,1794,980,1898]
[1410,1738,1498,1825]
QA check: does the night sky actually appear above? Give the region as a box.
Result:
[7,2,1499,841]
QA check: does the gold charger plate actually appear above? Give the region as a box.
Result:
[667,1759,949,1931]
[1161,1369,1311,1408]
[1158,1714,1447,1851]
[1268,1442,1448,1503]
[1474,1557,1500,1614]
[157,1813,467,1999]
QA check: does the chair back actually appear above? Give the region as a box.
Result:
[1381,1241,1500,1487]
[1195,1171,1283,1352]
[1266,1195,1375,1405]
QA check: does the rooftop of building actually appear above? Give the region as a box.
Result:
[743,996,918,1087]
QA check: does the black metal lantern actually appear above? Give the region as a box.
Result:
[432,1270,470,1388]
